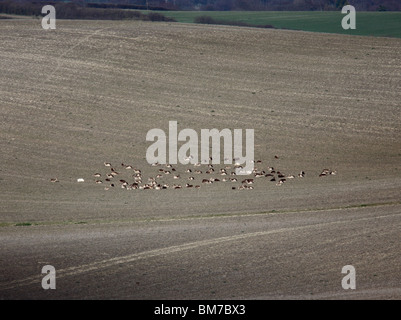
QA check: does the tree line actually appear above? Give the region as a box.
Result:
[1,0,399,17]
[77,0,399,11]
[0,0,176,20]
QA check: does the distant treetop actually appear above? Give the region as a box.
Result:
[2,0,400,12]
[75,0,397,11]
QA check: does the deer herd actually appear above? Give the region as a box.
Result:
[49,159,337,191]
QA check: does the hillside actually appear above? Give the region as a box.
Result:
[0,19,400,300]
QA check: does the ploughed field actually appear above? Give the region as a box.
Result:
[0,19,400,299]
